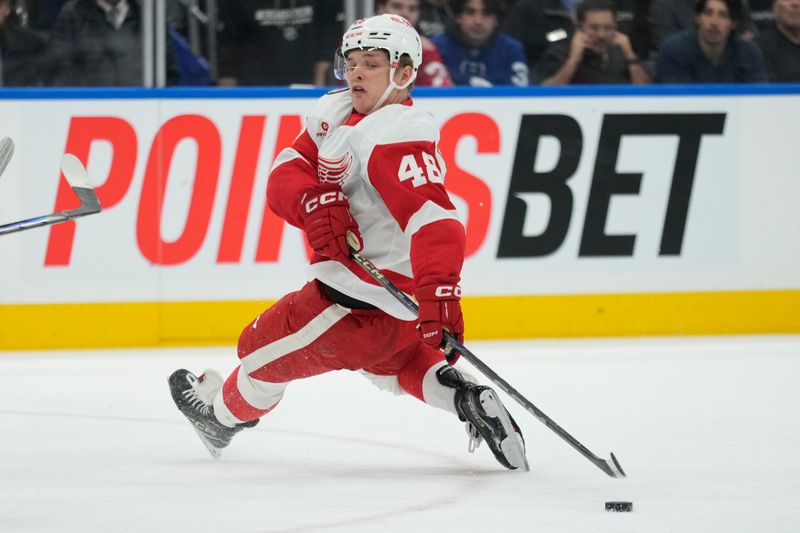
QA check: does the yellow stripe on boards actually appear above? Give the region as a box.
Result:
[0,301,271,350]
[462,290,800,339]
[1,290,798,350]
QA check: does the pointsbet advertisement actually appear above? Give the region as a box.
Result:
[0,88,798,348]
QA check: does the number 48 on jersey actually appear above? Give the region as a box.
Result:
[397,152,443,187]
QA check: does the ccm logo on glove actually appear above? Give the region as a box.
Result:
[304,190,347,213]
[301,186,362,261]
[434,285,462,298]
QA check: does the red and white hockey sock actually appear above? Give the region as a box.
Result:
[213,365,284,427]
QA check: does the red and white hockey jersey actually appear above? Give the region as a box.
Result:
[267,89,466,320]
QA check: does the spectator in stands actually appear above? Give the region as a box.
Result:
[418,0,454,37]
[540,0,650,84]
[0,0,48,85]
[562,0,655,69]
[48,0,178,86]
[502,0,574,70]
[216,0,340,86]
[649,0,759,54]
[755,0,800,81]
[432,0,530,85]
[376,0,454,86]
[656,0,767,82]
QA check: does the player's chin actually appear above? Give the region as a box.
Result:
[351,97,374,114]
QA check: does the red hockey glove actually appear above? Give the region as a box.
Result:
[301,185,362,261]
[416,283,464,364]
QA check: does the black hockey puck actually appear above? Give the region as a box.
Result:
[605,501,633,512]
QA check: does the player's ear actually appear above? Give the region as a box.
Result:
[395,64,413,86]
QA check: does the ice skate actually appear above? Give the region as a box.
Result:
[168,369,258,458]
[437,366,528,470]
[455,384,529,470]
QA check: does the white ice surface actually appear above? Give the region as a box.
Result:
[1,336,799,533]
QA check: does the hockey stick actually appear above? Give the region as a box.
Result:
[345,234,626,479]
[0,137,14,178]
[0,154,102,236]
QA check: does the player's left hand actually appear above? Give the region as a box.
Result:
[416,283,464,364]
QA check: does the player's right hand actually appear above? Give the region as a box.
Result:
[301,185,362,262]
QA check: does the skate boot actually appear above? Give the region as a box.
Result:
[168,369,258,458]
[438,366,529,471]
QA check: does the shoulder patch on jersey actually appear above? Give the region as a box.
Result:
[306,90,356,145]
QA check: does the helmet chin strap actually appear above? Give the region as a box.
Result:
[367,67,412,115]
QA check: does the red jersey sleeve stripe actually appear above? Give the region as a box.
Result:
[267,130,321,229]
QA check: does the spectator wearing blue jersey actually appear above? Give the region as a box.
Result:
[431,0,530,86]
[540,0,650,84]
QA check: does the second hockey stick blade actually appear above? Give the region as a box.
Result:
[0,153,102,236]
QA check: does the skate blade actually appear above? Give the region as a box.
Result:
[189,424,222,459]
[500,433,529,471]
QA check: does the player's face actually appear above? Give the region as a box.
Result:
[456,0,498,47]
[377,0,421,25]
[775,0,800,31]
[345,50,393,114]
[579,10,616,53]
[696,0,736,46]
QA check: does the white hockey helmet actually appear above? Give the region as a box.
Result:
[334,14,423,89]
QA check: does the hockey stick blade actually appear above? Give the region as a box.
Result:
[0,154,102,236]
[0,137,14,178]
[346,235,626,478]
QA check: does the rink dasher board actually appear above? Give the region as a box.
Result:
[0,85,798,348]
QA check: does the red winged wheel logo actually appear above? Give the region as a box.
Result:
[318,152,353,185]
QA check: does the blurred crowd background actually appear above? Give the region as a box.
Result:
[0,0,797,88]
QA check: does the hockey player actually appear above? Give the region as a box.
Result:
[168,14,527,471]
